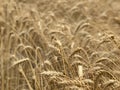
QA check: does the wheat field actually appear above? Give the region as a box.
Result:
[0,0,120,90]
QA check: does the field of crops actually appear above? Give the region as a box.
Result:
[0,0,120,90]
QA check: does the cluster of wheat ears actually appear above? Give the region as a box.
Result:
[0,0,120,90]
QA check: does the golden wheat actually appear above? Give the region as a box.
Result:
[1,0,120,90]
